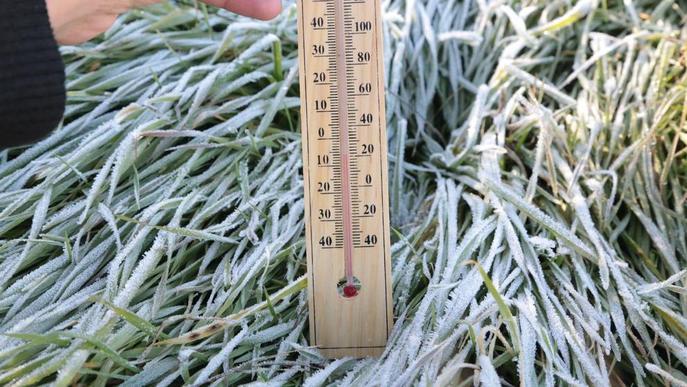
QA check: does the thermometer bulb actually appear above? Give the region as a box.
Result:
[343,284,358,298]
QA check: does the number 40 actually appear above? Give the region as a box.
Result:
[365,234,378,245]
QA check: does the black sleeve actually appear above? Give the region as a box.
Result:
[0,1,66,148]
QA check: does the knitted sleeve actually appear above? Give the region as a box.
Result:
[0,0,66,148]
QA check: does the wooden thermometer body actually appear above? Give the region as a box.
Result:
[297,0,393,358]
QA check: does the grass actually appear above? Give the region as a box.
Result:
[0,0,686,385]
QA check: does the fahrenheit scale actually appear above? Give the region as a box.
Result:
[297,0,393,357]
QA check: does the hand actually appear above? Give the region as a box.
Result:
[46,0,282,45]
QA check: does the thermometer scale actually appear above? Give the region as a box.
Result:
[297,0,393,357]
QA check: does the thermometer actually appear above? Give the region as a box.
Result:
[297,0,393,358]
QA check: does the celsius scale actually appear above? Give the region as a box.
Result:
[297,0,393,357]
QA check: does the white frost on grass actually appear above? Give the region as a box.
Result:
[0,0,686,385]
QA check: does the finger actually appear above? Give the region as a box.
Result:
[129,1,163,11]
[202,0,282,20]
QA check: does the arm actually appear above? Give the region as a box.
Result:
[0,0,282,148]
[47,0,283,45]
